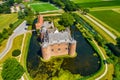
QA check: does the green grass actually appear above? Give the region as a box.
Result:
[71,0,102,3]
[75,1,120,8]
[0,40,7,53]
[20,32,32,80]
[29,3,59,13]
[90,10,120,32]
[0,13,18,32]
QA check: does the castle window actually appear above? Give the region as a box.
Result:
[51,49,54,52]
[58,48,61,51]
[65,48,68,50]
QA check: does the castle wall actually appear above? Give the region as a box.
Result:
[69,43,76,56]
[42,42,69,60]
[50,43,69,57]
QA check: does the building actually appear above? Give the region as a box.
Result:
[36,15,77,60]
[10,3,20,13]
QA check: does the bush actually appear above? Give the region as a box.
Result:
[12,49,21,57]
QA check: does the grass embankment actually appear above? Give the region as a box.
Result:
[0,13,18,32]
[76,12,116,44]
[0,35,24,63]
[90,10,120,34]
[20,32,32,80]
[29,3,59,13]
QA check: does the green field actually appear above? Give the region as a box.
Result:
[71,0,102,3]
[29,3,59,13]
[0,13,18,32]
[90,10,120,32]
[72,0,120,8]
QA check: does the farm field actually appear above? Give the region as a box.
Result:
[72,0,120,8]
[0,13,18,32]
[90,10,120,32]
[71,0,102,3]
[29,3,59,13]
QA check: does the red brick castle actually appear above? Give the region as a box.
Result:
[36,15,77,60]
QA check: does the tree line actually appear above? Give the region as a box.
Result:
[0,0,22,13]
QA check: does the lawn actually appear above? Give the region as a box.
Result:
[90,10,120,32]
[29,3,59,13]
[0,13,18,32]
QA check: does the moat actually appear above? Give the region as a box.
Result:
[27,26,101,79]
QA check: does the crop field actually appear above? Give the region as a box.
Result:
[71,0,102,3]
[0,13,18,32]
[72,0,120,8]
[29,3,59,13]
[90,10,120,32]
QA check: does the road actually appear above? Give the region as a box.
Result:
[84,15,117,40]
[93,40,108,80]
[0,20,28,60]
[84,15,109,80]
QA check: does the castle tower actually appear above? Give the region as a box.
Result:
[35,15,43,29]
[41,46,51,60]
[69,42,76,57]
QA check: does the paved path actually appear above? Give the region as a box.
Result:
[84,15,117,40]
[93,40,108,80]
[0,21,28,60]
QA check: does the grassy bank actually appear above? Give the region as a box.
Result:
[0,13,18,32]
[20,32,32,80]
[0,40,7,53]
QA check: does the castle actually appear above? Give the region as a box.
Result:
[36,15,77,60]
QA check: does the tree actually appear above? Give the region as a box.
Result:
[82,8,89,15]
[15,0,22,3]
[59,13,74,27]
[18,11,25,19]
[7,0,14,6]
[9,23,14,28]
[12,49,21,57]
[1,58,25,80]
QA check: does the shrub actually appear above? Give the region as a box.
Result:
[12,49,21,57]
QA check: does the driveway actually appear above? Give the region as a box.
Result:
[0,20,28,60]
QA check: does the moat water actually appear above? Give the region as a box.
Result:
[27,27,101,79]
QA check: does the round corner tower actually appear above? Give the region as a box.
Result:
[69,42,76,57]
[41,46,51,60]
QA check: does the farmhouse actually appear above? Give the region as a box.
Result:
[35,15,77,60]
